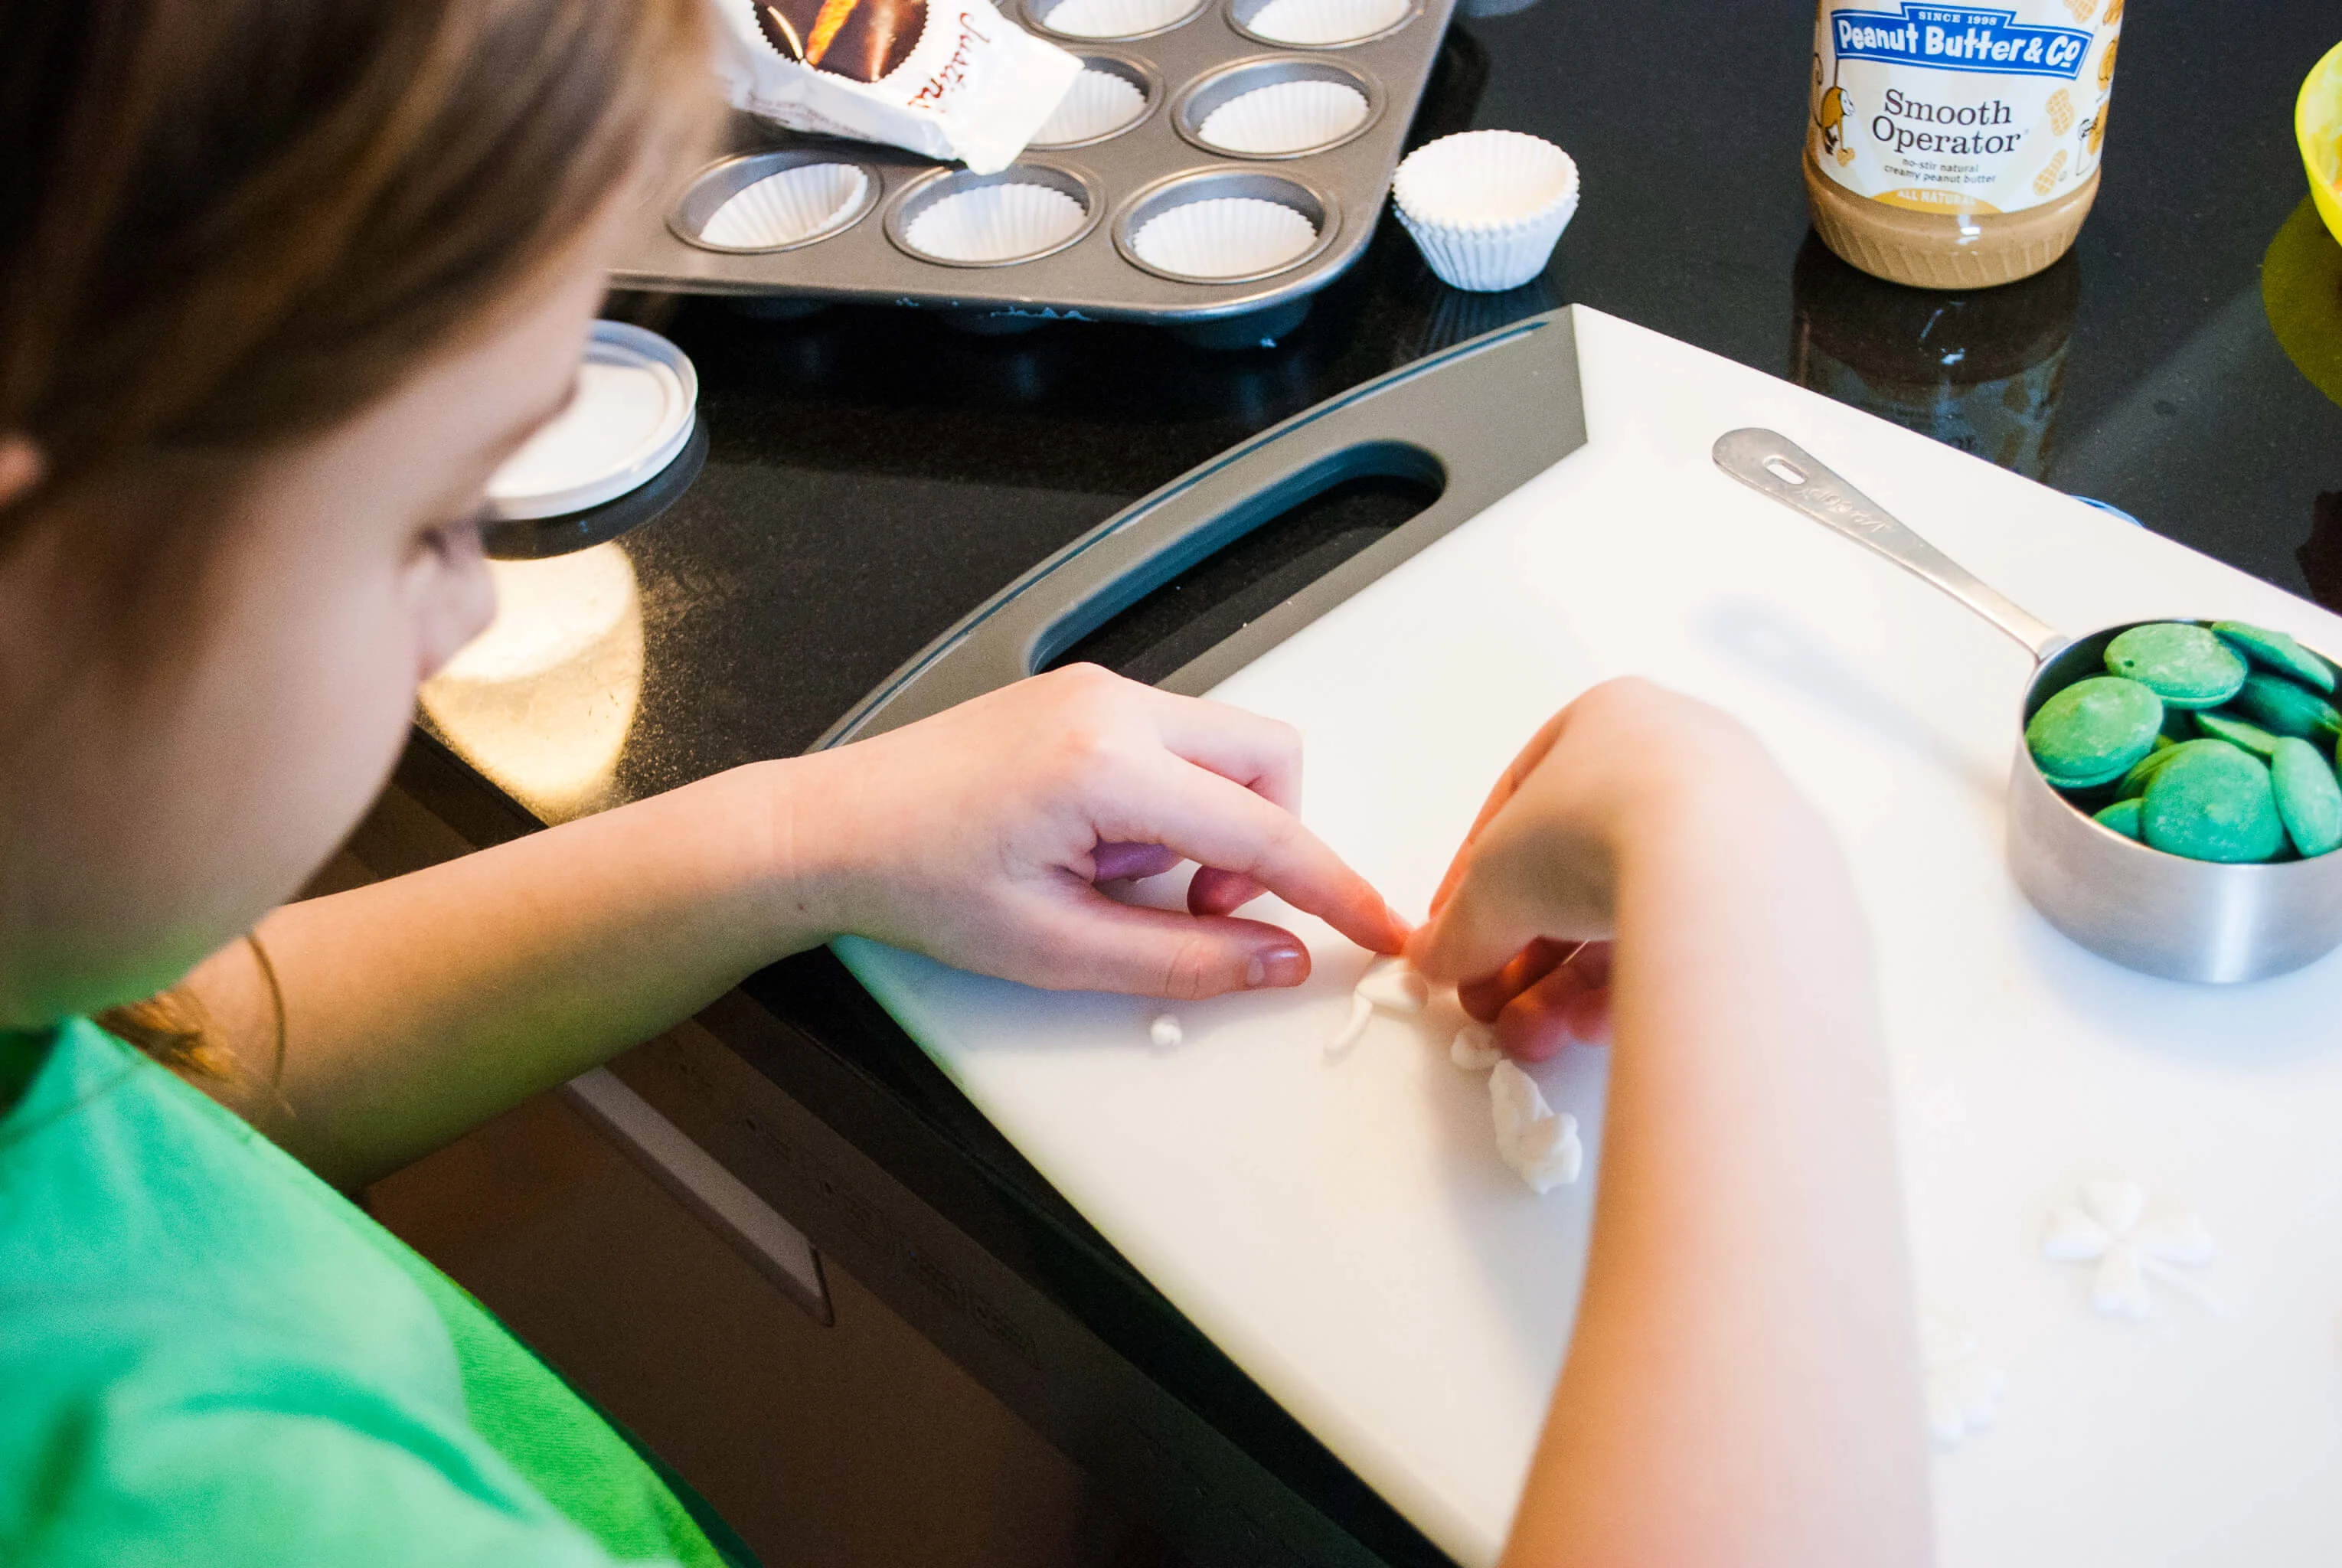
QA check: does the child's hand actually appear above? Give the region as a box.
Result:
[1453,936,1614,1062]
[1409,678,1775,1060]
[1429,683,1925,1566]
[792,664,1410,998]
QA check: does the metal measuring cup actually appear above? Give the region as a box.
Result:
[1714,428,2342,984]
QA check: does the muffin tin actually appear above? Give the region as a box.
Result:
[611,0,1458,322]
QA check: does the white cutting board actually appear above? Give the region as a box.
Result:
[837,306,2342,1567]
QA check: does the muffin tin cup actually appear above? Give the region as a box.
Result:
[1227,0,1420,50]
[1115,168,1338,284]
[886,162,1104,268]
[1026,0,1205,42]
[1029,52,1161,148]
[614,0,1459,323]
[1172,56,1382,159]
[669,150,884,254]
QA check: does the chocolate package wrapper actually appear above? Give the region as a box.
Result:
[709,0,1080,175]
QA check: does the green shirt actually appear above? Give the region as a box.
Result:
[0,1020,744,1567]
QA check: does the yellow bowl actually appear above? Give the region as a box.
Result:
[2303,40,2342,248]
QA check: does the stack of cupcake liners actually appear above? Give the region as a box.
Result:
[1392,129,1578,292]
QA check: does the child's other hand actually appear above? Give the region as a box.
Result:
[1409,678,1775,1060]
[1454,936,1614,1062]
[795,665,1409,998]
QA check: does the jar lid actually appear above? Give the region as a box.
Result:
[483,321,697,521]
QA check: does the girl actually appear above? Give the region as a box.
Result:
[0,2,1929,1563]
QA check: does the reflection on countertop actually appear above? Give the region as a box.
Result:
[420,544,644,824]
[1790,234,2078,482]
[2298,491,2342,615]
[2262,200,2342,616]
[2262,195,2342,412]
[1410,271,1559,358]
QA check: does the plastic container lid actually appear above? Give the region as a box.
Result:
[484,321,697,521]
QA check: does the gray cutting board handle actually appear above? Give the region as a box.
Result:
[814,307,1589,750]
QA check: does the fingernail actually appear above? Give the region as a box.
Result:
[1246,944,1308,988]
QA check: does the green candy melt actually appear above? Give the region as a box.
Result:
[2093,798,2144,839]
[2269,737,2342,858]
[2139,740,2285,863]
[2193,709,2283,756]
[2117,737,2229,801]
[2230,671,2342,740]
[2103,622,2249,708]
[2213,620,2337,694]
[2026,676,2164,787]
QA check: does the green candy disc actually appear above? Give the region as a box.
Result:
[2193,709,2283,757]
[2116,737,2201,800]
[2026,676,2165,787]
[2139,740,2285,863]
[2269,737,2342,858]
[2103,622,2249,708]
[2093,797,2144,839]
[2213,620,2337,694]
[2230,671,2342,740]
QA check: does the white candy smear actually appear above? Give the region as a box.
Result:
[1921,1310,2004,1449]
[1354,957,1429,1013]
[2042,1177,2216,1320]
[1325,993,1373,1056]
[1327,958,1429,1055]
[1490,1060,1581,1194]
[1450,1022,1501,1071]
[1148,1014,1183,1050]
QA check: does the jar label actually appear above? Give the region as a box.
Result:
[1811,2,2122,215]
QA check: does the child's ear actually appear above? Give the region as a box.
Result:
[0,434,46,511]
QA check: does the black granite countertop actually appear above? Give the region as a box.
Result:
[409,2,2342,1559]
[438,0,2342,809]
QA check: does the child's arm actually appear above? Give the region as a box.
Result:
[178,665,1406,1187]
[1409,679,1932,1568]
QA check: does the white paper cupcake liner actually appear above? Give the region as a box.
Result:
[1131,195,1318,279]
[1039,0,1196,38]
[697,163,870,250]
[1197,79,1369,155]
[1392,130,1579,291]
[902,182,1089,263]
[1241,0,1409,46]
[1031,67,1148,145]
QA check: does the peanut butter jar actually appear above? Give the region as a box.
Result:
[1805,0,2123,289]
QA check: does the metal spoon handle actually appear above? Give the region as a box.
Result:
[1713,428,2068,661]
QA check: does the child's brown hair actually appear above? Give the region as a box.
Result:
[0,0,714,534]
[0,0,718,1070]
